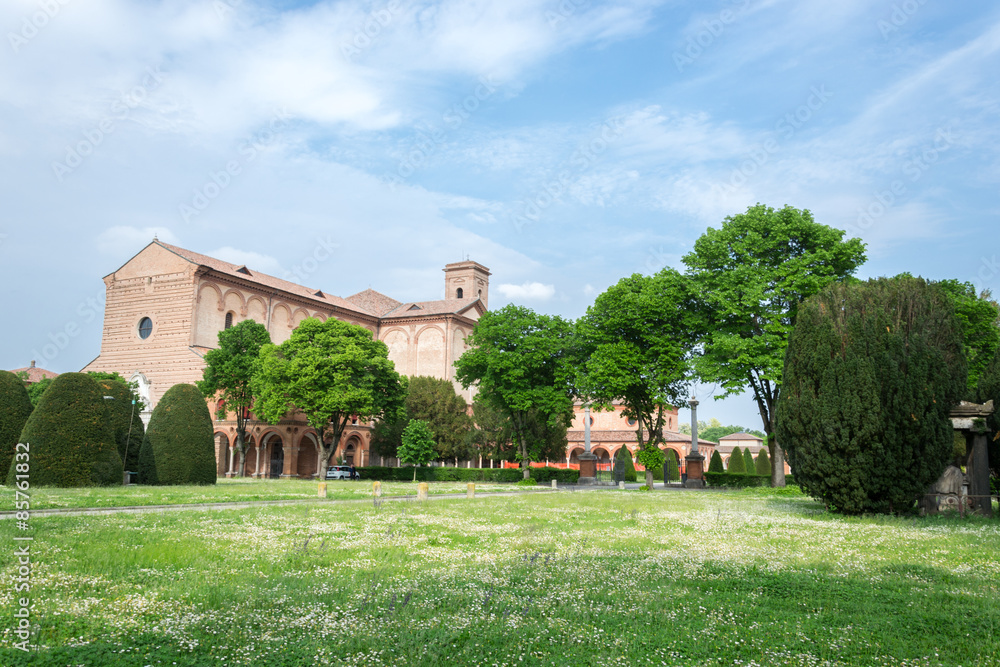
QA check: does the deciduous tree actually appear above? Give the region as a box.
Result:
[455,305,575,479]
[253,318,406,480]
[399,419,437,481]
[683,204,867,486]
[197,320,271,477]
[576,269,700,489]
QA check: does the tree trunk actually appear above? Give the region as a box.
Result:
[769,431,787,488]
[237,449,246,478]
[645,469,654,490]
[318,445,333,480]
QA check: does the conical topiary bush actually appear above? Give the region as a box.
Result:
[708,450,724,473]
[0,371,33,480]
[95,378,145,473]
[727,447,747,474]
[755,448,771,476]
[743,448,756,474]
[616,446,637,483]
[139,383,217,485]
[6,373,122,487]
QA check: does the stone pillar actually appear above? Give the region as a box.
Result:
[467,482,475,498]
[317,482,327,498]
[373,481,382,497]
[967,431,993,517]
[281,444,299,478]
[685,453,705,488]
[253,444,263,478]
[417,482,429,501]
[578,404,598,485]
[226,445,236,478]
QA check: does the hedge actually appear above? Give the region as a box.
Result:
[0,371,32,479]
[7,373,122,487]
[139,383,216,485]
[705,472,797,488]
[356,466,579,484]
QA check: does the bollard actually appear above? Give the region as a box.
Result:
[467,482,475,499]
[551,479,558,490]
[417,482,429,501]
[373,481,382,497]
[318,482,328,498]
[618,481,625,490]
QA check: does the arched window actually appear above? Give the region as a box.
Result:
[137,317,153,339]
[456,288,464,299]
[224,312,234,329]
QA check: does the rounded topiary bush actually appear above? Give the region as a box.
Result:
[727,447,746,474]
[0,371,33,479]
[6,373,122,487]
[755,448,771,476]
[139,383,217,485]
[708,450,724,473]
[95,378,145,473]
[616,446,638,483]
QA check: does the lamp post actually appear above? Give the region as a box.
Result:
[684,397,705,488]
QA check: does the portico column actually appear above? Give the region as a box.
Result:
[281,443,299,478]
[254,443,263,478]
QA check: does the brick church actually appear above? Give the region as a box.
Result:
[83,239,489,478]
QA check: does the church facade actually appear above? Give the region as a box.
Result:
[83,240,489,478]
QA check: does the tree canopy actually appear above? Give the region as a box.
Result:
[776,277,966,513]
[454,305,576,479]
[682,204,867,486]
[399,419,438,481]
[0,370,33,477]
[371,376,473,463]
[576,269,700,488]
[252,318,406,480]
[197,319,271,477]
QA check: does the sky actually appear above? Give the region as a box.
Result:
[1,0,998,430]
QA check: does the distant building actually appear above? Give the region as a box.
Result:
[83,240,489,478]
[9,360,59,384]
[716,432,766,468]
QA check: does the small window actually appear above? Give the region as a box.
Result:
[225,312,234,329]
[138,317,153,339]
[456,288,464,299]
[627,418,637,426]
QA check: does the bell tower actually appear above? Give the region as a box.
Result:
[444,260,490,309]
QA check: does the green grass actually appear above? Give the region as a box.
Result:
[1,489,998,666]
[0,478,540,510]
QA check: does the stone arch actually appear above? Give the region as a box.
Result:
[222,289,246,316]
[312,312,327,322]
[263,431,284,478]
[194,283,225,346]
[569,447,584,464]
[416,325,446,377]
[297,432,320,478]
[242,435,258,476]
[291,308,311,327]
[246,296,268,323]
[382,328,410,376]
[343,435,362,466]
[214,431,230,476]
[271,303,293,343]
[592,447,611,465]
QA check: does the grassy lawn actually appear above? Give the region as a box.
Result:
[0,478,542,510]
[1,488,998,666]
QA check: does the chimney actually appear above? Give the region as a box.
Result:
[30,360,35,368]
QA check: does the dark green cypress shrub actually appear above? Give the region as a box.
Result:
[777,277,966,514]
[743,448,756,474]
[755,448,771,476]
[708,450,724,473]
[95,378,145,473]
[727,447,747,474]
[141,383,217,485]
[616,446,638,482]
[665,451,680,481]
[6,373,122,487]
[0,371,33,479]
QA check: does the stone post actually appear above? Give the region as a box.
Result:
[467,482,475,498]
[685,398,705,488]
[551,479,558,490]
[578,404,598,485]
[317,482,327,498]
[373,481,382,497]
[417,482,429,501]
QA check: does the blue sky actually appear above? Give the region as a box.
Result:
[2,0,998,430]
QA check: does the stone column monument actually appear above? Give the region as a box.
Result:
[577,405,598,485]
[684,398,706,488]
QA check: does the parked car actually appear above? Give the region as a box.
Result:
[325,465,359,480]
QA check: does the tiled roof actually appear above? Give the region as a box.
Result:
[154,242,376,318]
[9,364,59,383]
[345,288,402,317]
[717,432,764,441]
[382,298,483,319]
[567,429,716,447]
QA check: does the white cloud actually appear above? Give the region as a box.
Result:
[96,226,178,256]
[208,247,286,276]
[497,281,556,300]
